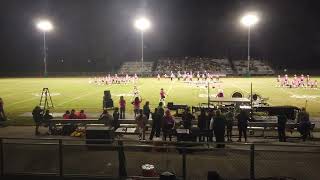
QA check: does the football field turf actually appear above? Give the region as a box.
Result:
[0,77,320,125]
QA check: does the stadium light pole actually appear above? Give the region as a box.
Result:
[36,20,53,77]
[241,13,259,75]
[134,17,151,73]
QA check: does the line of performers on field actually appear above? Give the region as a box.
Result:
[277,74,318,88]
[89,74,139,85]
[157,71,221,82]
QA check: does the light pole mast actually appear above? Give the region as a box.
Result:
[37,20,53,77]
[241,13,258,76]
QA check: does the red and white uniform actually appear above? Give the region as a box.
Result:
[160,89,166,100]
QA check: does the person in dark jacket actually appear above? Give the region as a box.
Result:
[236,110,249,142]
[197,108,207,142]
[297,108,311,141]
[225,110,234,142]
[149,108,162,140]
[43,110,53,134]
[207,110,216,142]
[32,106,43,135]
[99,109,114,127]
[113,107,120,129]
[69,109,78,119]
[143,101,151,120]
[182,107,194,129]
[210,110,226,148]
[162,110,175,141]
[277,112,287,142]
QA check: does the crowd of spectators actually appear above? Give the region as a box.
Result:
[118,61,154,75]
[155,57,233,75]
[233,59,274,75]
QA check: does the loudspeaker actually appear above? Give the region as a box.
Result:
[104,90,111,99]
[86,126,114,144]
[104,99,114,108]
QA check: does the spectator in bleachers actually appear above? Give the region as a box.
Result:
[132,97,142,118]
[236,110,249,142]
[99,109,114,127]
[78,110,87,119]
[143,101,151,120]
[119,96,126,119]
[69,109,78,119]
[63,110,70,119]
[135,109,148,140]
[162,109,175,141]
[113,107,120,129]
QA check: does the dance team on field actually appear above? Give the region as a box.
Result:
[277,74,317,88]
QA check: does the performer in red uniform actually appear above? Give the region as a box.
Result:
[160,88,166,101]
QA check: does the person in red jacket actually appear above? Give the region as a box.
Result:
[78,110,87,119]
[69,109,78,119]
[62,110,70,119]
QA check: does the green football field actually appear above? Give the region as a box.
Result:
[0,77,320,125]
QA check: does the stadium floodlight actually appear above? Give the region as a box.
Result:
[37,20,53,32]
[134,17,151,73]
[36,20,53,77]
[241,13,259,75]
[134,17,151,32]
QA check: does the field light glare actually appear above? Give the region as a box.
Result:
[37,20,53,32]
[134,17,151,31]
[241,14,259,27]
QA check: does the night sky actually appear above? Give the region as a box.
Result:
[1,0,320,73]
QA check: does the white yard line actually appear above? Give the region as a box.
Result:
[230,83,250,94]
[56,89,101,106]
[166,79,176,95]
[279,88,320,105]
[6,97,38,107]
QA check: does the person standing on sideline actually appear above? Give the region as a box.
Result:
[32,106,43,135]
[236,110,249,142]
[135,109,148,140]
[113,107,120,130]
[297,108,311,141]
[0,98,7,121]
[157,102,165,119]
[119,96,126,119]
[197,108,207,142]
[143,101,151,120]
[210,110,226,148]
[225,110,234,142]
[277,112,287,142]
[99,109,114,127]
[162,110,175,141]
[207,110,216,142]
[182,107,194,129]
[43,110,53,134]
[149,108,161,140]
[132,96,142,118]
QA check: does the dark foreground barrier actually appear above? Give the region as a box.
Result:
[0,138,319,180]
